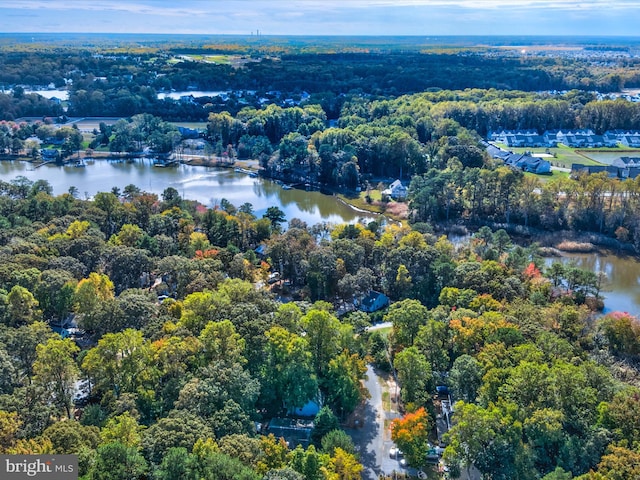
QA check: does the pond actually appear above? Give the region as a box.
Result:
[450,233,640,317]
[580,151,640,165]
[544,251,640,317]
[157,91,230,100]
[0,159,378,227]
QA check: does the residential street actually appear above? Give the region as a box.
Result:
[347,365,403,480]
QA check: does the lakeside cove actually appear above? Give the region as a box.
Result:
[2,155,640,317]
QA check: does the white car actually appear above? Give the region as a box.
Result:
[389,447,403,458]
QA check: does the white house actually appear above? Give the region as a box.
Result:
[382,180,408,200]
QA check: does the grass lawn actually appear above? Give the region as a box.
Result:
[495,143,603,168]
[204,55,231,64]
[170,121,208,129]
[373,326,393,338]
[338,189,409,221]
[525,170,569,183]
[337,190,386,214]
[382,391,391,411]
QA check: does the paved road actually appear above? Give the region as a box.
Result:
[366,321,392,332]
[347,365,404,480]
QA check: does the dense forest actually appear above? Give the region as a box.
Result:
[5,87,640,249]
[0,174,637,479]
[4,37,640,480]
[1,36,640,120]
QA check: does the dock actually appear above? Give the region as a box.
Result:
[234,167,259,177]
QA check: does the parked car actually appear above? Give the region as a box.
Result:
[389,447,403,458]
[436,385,449,395]
[268,272,281,284]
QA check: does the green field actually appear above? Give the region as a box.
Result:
[170,122,208,129]
[524,170,569,183]
[178,54,232,64]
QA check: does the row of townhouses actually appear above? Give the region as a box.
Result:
[490,129,640,148]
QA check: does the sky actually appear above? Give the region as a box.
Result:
[1,0,640,36]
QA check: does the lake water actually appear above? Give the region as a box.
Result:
[544,252,640,317]
[450,233,640,317]
[157,91,229,100]
[0,159,377,227]
[3,89,230,102]
[3,158,638,315]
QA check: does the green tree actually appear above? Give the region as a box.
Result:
[199,319,246,366]
[82,329,154,399]
[393,346,432,407]
[6,285,41,326]
[264,206,286,232]
[191,450,260,480]
[449,354,483,403]
[33,337,80,418]
[174,364,259,438]
[35,269,77,323]
[414,319,451,372]
[385,299,428,347]
[142,410,213,464]
[89,442,148,480]
[311,407,340,446]
[325,351,367,418]
[43,420,100,454]
[74,272,115,315]
[393,264,413,299]
[444,401,524,480]
[261,326,317,415]
[155,447,197,480]
[100,412,144,449]
[7,321,56,382]
[599,387,640,444]
[320,429,356,456]
[524,408,565,474]
[301,309,341,377]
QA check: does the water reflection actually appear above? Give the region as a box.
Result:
[545,252,640,316]
[0,159,377,227]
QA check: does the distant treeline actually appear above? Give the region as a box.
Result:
[1,44,640,120]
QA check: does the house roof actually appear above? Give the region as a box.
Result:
[619,156,640,165]
[361,290,388,309]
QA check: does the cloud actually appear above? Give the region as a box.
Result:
[2,0,639,35]
[5,0,208,17]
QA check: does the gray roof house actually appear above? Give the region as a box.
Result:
[621,134,640,148]
[571,164,622,179]
[504,153,551,174]
[360,290,390,313]
[382,180,408,200]
[612,157,640,168]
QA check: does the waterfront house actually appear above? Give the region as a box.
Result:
[612,157,640,168]
[383,180,408,200]
[40,148,61,161]
[621,133,640,148]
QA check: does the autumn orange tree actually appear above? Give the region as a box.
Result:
[390,407,432,468]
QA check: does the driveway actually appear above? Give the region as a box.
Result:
[346,365,404,480]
